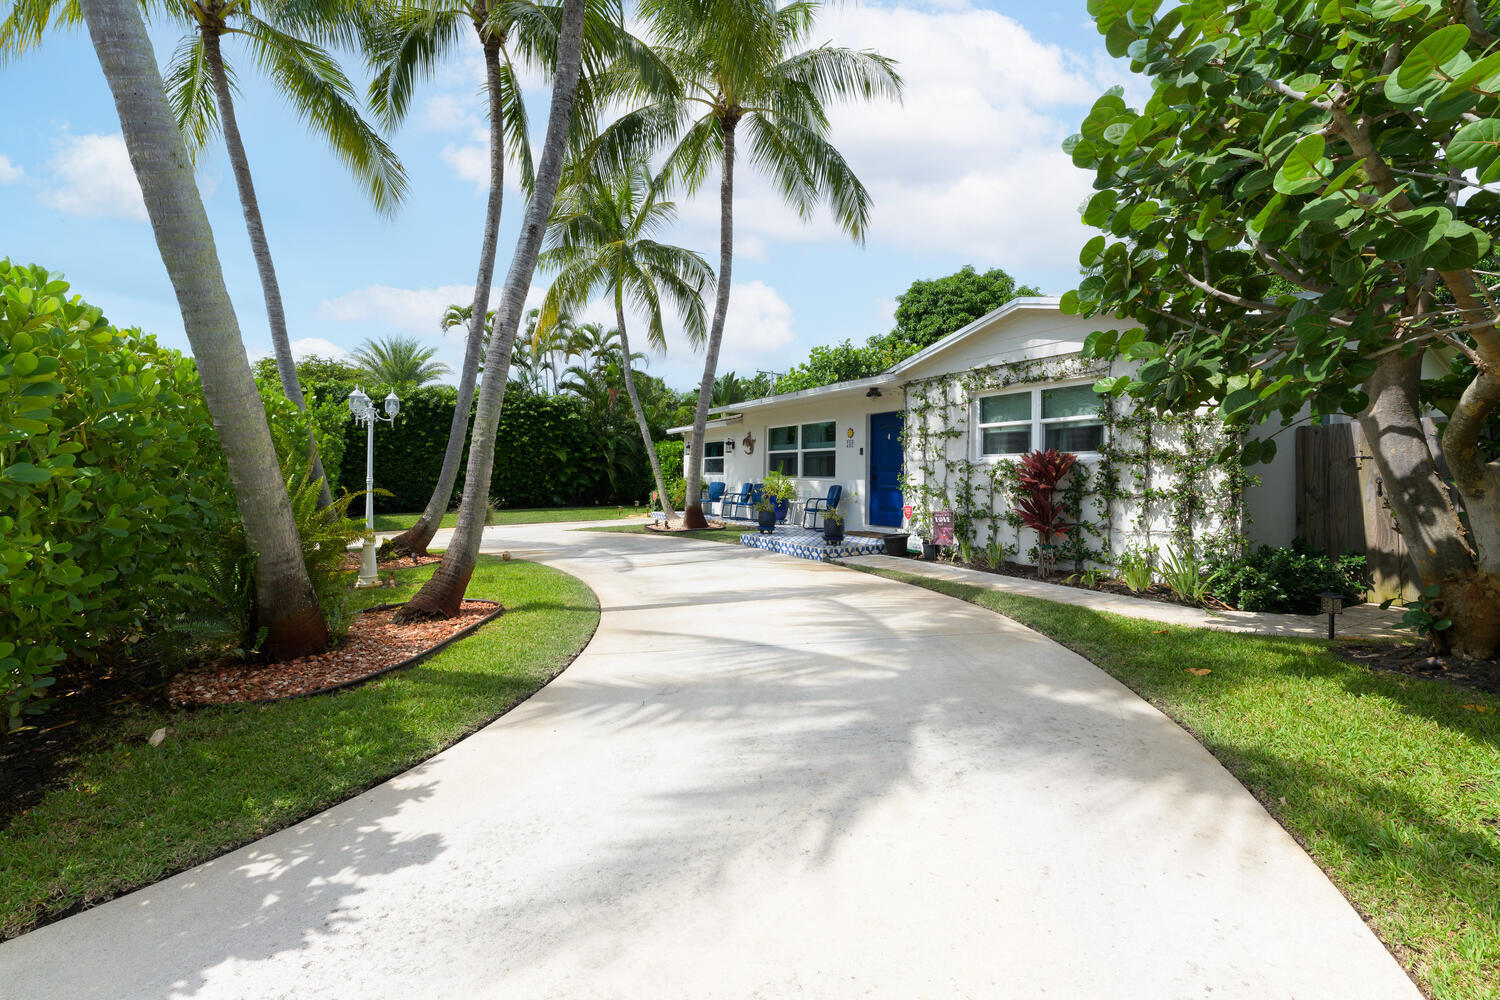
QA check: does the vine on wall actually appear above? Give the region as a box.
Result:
[898,353,1249,569]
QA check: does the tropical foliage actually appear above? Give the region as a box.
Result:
[1065,0,1500,655]
[350,334,452,393]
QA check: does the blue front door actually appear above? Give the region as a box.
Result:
[868,411,904,528]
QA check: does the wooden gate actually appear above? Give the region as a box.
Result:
[1295,422,1425,603]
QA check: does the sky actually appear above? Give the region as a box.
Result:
[0,0,1147,392]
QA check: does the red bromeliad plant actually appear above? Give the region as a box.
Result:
[1013,449,1077,573]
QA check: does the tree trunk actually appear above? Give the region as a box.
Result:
[81,0,327,658]
[389,39,507,556]
[681,115,737,530]
[616,290,676,522]
[396,0,588,619]
[202,27,333,509]
[1356,353,1500,657]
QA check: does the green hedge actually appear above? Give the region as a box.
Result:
[0,262,234,728]
[335,388,634,511]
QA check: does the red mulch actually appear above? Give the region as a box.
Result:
[167,600,499,705]
[340,551,443,572]
[646,519,728,532]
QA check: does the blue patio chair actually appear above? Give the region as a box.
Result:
[802,484,843,529]
[702,481,726,515]
[721,482,755,520]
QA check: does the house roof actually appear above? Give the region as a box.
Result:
[667,295,1066,435]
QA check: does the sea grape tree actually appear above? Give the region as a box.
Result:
[1065,0,1500,656]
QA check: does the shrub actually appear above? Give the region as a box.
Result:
[1207,542,1367,614]
[1158,546,1210,603]
[0,262,234,728]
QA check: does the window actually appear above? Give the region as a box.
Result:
[977,391,1032,455]
[767,420,837,477]
[703,441,724,475]
[1041,384,1105,452]
[977,383,1104,457]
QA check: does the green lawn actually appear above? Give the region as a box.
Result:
[0,557,599,940]
[855,564,1500,1000]
[579,523,748,544]
[365,506,649,532]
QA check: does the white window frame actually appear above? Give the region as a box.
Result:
[703,440,725,475]
[767,419,837,478]
[973,380,1106,460]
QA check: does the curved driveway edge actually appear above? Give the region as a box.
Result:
[0,522,1420,999]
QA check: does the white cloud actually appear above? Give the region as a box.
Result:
[717,280,795,367]
[440,142,491,190]
[317,282,475,332]
[668,3,1130,282]
[41,133,146,221]
[0,154,23,184]
[290,337,351,360]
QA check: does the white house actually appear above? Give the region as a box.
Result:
[670,296,1298,567]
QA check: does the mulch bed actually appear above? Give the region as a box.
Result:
[646,519,728,532]
[1339,643,1500,696]
[168,600,499,705]
[340,551,443,572]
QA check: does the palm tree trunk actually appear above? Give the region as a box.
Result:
[397,0,588,619]
[615,290,676,522]
[80,0,327,658]
[390,40,508,556]
[202,28,333,509]
[682,116,737,530]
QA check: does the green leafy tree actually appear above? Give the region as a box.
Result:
[892,265,1040,350]
[537,160,712,522]
[774,332,918,394]
[252,353,361,387]
[594,0,903,527]
[350,334,452,393]
[1066,0,1500,656]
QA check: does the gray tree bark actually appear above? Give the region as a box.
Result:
[398,0,588,617]
[616,290,677,523]
[390,39,508,556]
[80,0,327,658]
[1357,353,1499,657]
[202,25,333,509]
[681,115,737,530]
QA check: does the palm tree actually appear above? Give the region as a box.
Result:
[350,334,452,393]
[596,0,902,526]
[70,0,327,658]
[537,161,711,523]
[161,0,407,507]
[369,0,653,555]
[395,0,589,619]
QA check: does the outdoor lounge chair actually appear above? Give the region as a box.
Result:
[720,482,754,520]
[727,483,763,521]
[802,484,843,529]
[701,481,726,515]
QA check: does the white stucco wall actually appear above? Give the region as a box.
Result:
[693,387,902,532]
[682,300,1290,561]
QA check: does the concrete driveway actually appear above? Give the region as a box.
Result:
[0,522,1420,999]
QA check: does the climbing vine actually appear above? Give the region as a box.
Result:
[899,353,1250,571]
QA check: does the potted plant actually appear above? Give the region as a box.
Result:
[823,506,845,544]
[761,470,798,526]
[751,490,773,532]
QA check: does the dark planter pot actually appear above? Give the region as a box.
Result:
[882,533,910,557]
[823,519,844,544]
[774,498,790,522]
[921,540,940,561]
[757,508,777,533]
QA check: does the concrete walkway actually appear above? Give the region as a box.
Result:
[1,523,1419,999]
[843,552,1410,640]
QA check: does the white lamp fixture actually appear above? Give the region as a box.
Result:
[348,386,401,588]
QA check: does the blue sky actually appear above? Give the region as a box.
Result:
[0,1,1141,390]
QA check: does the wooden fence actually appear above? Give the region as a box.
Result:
[1295,421,1438,603]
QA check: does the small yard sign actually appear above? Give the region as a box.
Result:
[902,504,913,520]
[932,510,954,546]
